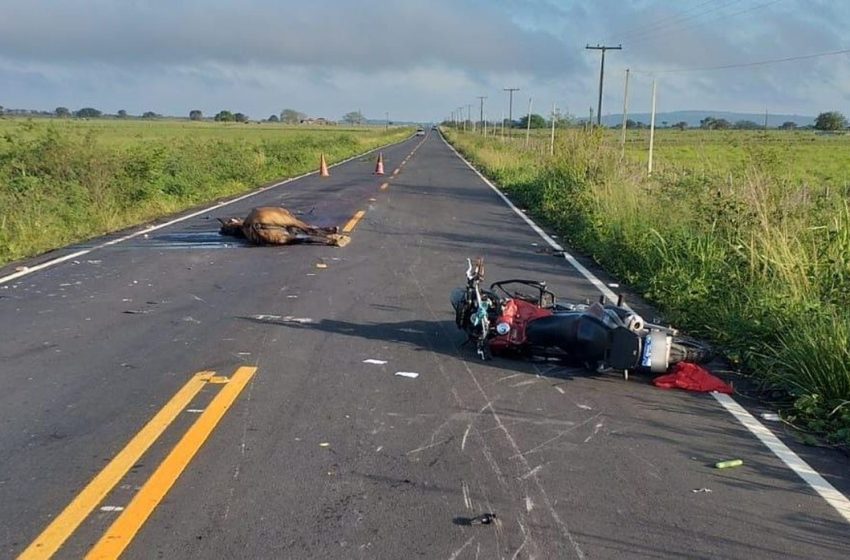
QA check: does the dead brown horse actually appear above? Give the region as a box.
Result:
[219,207,350,247]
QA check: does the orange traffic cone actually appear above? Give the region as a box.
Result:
[374,152,385,175]
[319,153,330,177]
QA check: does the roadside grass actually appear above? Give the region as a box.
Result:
[0,118,411,265]
[445,127,850,445]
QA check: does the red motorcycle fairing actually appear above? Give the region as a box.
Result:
[489,298,553,353]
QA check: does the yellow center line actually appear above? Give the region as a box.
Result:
[18,371,214,560]
[342,210,366,233]
[86,366,257,560]
[379,182,389,191]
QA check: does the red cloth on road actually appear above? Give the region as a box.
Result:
[653,362,733,394]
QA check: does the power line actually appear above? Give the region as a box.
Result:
[605,0,716,42]
[610,0,743,43]
[627,0,784,49]
[633,46,850,74]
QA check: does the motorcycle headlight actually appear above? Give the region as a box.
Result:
[496,322,511,336]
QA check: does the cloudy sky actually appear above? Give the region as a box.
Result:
[1,0,848,121]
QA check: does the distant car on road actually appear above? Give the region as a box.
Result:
[415,127,425,136]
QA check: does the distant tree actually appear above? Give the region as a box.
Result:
[518,114,547,129]
[814,111,847,131]
[779,121,797,130]
[141,111,159,119]
[55,106,71,118]
[280,109,305,124]
[189,109,203,121]
[673,121,688,130]
[117,109,128,118]
[214,110,235,122]
[342,111,364,125]
[700,116,730,130]
[661,120,668,128]
[75,107,102,118]
[734,120,761,130]
[0,105,4,116]
[267,114,280,122]
[234,112,249,123]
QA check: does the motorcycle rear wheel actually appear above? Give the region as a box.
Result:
[669,337,714,365]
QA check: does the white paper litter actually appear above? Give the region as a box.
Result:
[363,359,388,365]
[394,371,419,379]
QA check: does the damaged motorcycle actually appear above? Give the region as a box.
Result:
[450,258,712,379]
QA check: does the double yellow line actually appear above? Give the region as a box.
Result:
[19,366,256,560]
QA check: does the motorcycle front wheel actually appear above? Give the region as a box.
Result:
[668,336,714,365]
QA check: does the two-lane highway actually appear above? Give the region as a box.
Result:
[2,130,848,559]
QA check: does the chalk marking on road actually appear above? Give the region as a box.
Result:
[713,393,850,523]
[554,386,566,394]
[462,481,472,509]
[86,366,257,559]
[525,496,534,512]
[519,465,543,480]
[363,359,388,365]
[461,423,473,452]
[448,537,476,560]
[18,371,213,560]
[394,371,419,379]
[379,182,389,190]
[0,135,418,286]
[342,210,366,233]
[442,130,850,527]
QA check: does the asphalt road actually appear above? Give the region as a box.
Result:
[1,131,848,559]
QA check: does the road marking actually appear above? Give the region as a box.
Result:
[342,210,366,233]
[0,135,418,285]
[18,371,213,560]
[86,366,257,559]
[380,182,389,190]
[392,168,400,176]
[713,393,850,523]
[441,131,850,526]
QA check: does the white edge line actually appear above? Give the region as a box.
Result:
[0,134,417,285]
[438,133,625,308]
[713,392,850,523]
[441,130,850,525]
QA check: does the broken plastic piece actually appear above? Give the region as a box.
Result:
[469,513,497,525]
[715,459,743,469]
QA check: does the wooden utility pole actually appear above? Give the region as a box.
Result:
[586,44,622,126]
[476,96,486,133]
[504,87,520,137]
[621,68,630,156]
[550,103,557,156]
[525,97,533,147]
[648,78,657,175]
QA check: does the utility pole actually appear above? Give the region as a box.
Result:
[385,111,389,131]
[586,44,622,126]
[504,87,520,137]
[466,104,472,132]
[648,78,657,175]
[621,68,630,156]
[477,96,487,134]
[550,103,557,156]
[525,97,533,148]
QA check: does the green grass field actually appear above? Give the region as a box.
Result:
[446,126,850,445]
[0,117,411,265]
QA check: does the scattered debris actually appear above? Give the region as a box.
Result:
[469,513,497,525]
[315,263,328,269]
[15,266,28,272]
[186,409,204,413]
[394,371,419,379]
[692,488,713,493]
[363,359,388,365]
[761,412,781,421]
[182,316,201,324]
[100,506,125,512]
[715,459,743,469]
[608,283,620,288]
[87,260,102,264]
[122,309,151,315]
[286,295,299,299]
[319,442,330,448]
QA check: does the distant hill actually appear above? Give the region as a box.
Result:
[600,110,814,128]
